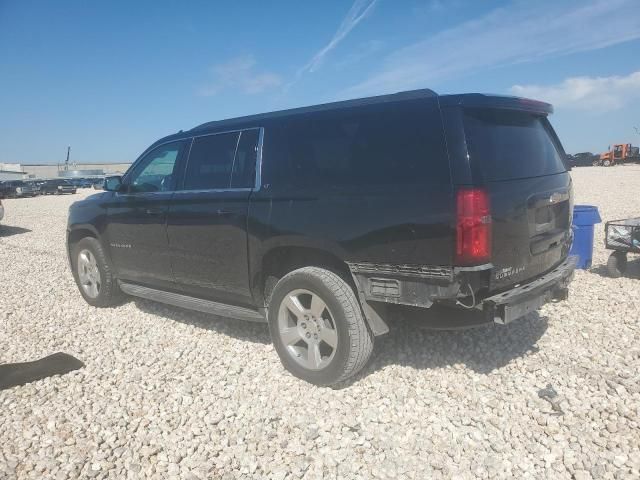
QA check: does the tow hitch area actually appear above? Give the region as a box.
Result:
[481,256,577,324]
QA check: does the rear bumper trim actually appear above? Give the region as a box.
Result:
[481,256,577,324]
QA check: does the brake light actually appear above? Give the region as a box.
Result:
[456,188,492,265]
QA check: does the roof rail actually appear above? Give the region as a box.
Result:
[191,88,438,131]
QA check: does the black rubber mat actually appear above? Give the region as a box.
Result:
[0,352,84,390]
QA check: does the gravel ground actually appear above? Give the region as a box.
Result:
[1,167,639,480]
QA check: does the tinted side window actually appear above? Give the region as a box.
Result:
[183,132,239,190]
[127,141,184,193]
[280,100,449,187]
[231,129,259,188]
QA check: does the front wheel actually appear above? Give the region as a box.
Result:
[607,251,627,278]
[603,159,612,167]
[71,237,123,307]
[268,267,373,386]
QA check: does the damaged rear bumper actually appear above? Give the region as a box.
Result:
[479,255,577,324]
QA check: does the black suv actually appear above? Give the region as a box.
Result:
[567,152,599,168]
[1,180,38,198]
[67,89,576,385]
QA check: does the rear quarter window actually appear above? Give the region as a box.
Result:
[272,99,450,188]
[463,109,567,182]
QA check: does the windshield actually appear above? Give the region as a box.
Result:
[463,109,567,181]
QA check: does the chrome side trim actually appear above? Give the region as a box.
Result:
[114,190,174,199]
[190,126,261,140]
[119,281,266,323]
[172,188,252,195]
[453,263,493,273]
[255,127,265,191]
[347,262,453,280]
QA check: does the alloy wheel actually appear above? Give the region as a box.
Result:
[77,249,101,298]
[277,289,338,370]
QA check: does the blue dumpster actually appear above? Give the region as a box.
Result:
[569,205,601,269]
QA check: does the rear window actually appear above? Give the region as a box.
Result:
[463,109,566,181]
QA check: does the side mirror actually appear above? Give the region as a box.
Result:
[104,176,123,192]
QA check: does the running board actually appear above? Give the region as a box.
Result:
[119,281,266,323]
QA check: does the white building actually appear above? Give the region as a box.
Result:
[22,163,131,179]
[0,163,26,181]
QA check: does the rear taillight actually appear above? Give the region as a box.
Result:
[456,188,492,265]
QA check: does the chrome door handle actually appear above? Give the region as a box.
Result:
[145,208,163,215]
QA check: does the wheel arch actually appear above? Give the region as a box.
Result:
[66,225,111,267]
[255,244,389,336]
[259,245,353,301]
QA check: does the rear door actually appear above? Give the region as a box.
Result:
[461,107,572,290]
[166,128,260,306]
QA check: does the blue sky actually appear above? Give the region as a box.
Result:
[1,0,639,164]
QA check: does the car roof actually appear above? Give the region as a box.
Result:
[191,88,438,132]
[146,89,553,152]
[146,88,439,150]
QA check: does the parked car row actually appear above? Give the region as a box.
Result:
[0,177,105,198]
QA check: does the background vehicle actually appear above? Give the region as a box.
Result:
[24,180,41,195]
[41,179,77,195]
[567,152,598,167]
[67,89,575,385]
[0,198,4,225]
[0,180,38,198]
[595,143,640,166]
[68,178,94,188]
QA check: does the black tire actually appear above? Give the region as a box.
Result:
[592,159,601,166]
[71,237,124,307]
[603,159,612,167]
[267,267,373,386]
[607,251,627,278]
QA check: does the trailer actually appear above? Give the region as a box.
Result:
[605,218,640,277]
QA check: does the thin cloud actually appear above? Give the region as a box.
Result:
[199,55,282,96]
[510,71,640,111]
[342,0,640,97]
[334,39,385,70]
[287,0,377,89]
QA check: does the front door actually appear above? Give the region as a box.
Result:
[105,140,186,286]
[167,128,260,307]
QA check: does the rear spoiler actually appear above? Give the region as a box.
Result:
[439,93,553,115]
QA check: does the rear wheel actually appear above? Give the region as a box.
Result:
[71,237,123,307]
[607,251,627,278]
[268,267,373,386]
